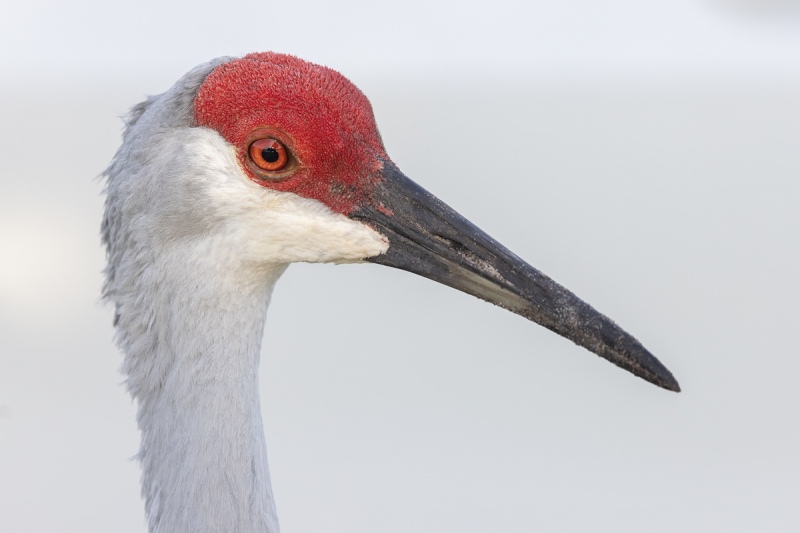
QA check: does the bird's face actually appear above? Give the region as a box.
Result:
[179,52,391,266]
[196,53,388,216]
[174,52,677,390]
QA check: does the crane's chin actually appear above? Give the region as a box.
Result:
[350,162,680,392]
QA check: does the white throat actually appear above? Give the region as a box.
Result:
[125,248,287,533]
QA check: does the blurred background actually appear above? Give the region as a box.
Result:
[1,1,799,532]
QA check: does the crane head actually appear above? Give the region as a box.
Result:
[109,52,679,392]
[195,52,388,216]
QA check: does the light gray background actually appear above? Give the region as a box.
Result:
[1,1,799,532]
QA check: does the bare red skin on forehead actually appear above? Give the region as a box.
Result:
[194,52,389,215]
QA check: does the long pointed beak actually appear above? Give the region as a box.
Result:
[351,161,680,392]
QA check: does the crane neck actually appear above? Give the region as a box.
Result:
[117,247,287,533]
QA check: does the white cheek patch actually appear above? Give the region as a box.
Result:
[246,191,390,264]
[192,128,389,265]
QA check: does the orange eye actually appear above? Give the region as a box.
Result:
[248,138,289,172]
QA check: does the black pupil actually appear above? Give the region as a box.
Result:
[261,147,280,163]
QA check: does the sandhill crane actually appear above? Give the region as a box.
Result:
[102,52,679,533]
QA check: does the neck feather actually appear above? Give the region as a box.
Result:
[115,244,286,533]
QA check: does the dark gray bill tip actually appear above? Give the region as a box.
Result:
[618,341,681,392]
[660,374,681,392]
[520,292,681,392]
[354,161,681,393]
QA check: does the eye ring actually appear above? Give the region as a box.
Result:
[248,137,290,173]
